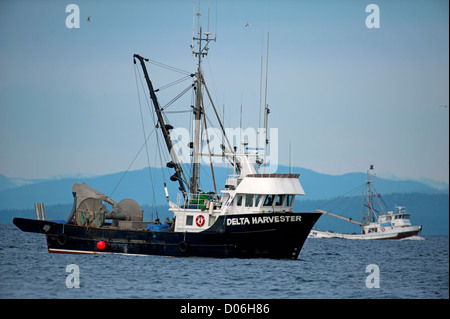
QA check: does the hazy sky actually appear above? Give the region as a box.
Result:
[1,0,448,183]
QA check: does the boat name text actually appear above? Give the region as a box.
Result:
[226,215,301,226]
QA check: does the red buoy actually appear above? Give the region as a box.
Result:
[97,240,106,250]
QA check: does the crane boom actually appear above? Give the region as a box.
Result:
[133,54,188,196]
[314,209,363,226]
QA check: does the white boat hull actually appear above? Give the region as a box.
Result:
[309,225,422,240]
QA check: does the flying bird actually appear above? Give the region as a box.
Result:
[87,17,92,22]
[244,23,251,27]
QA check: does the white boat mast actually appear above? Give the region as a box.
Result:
[190,8,215,195]
[362,165,376,225]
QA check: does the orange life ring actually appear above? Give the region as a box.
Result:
[381,227,385,232]
[196,215,205,227]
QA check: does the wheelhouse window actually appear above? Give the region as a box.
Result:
[263,194,275,206]
[255,194,263,207]
[275,195,285,206]
[236,195,243,206]
[245,194,254,207]
[186,215,193,226]
[285,195,294,207]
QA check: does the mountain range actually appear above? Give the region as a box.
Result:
[0,165,447,209]
[1,166,448,234]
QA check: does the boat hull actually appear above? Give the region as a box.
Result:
[13,212,321,259]
[309,226,422,240]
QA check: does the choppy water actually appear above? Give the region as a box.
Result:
[0,225,448,299]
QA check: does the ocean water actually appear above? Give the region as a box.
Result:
[0,225,448,299]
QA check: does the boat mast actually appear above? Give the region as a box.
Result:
[191,28,202,195]
[191,12,215,194]
[362,165,375,225]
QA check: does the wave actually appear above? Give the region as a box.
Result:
[399,235,425,241]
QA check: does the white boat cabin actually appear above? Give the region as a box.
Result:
[363,206,413,234]
[169,154,306,233]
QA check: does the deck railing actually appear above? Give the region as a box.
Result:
[176,192,221,210]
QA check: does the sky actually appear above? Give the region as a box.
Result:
[0,0,449,184]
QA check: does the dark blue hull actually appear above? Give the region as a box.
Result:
[13,212,321,259]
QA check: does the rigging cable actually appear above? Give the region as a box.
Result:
[161,83,195,111]
[134,64,159,219]
[370,184,390,214]
[146,58,191,76]
[109,127,157,198]
[156,74,194,92]
[163,110,192,114]
[317,182,367,216]
[138,62,191,189]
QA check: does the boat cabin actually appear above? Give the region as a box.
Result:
[169,155,306,233]
[363,206,413,234]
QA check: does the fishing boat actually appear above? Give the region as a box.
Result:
[13,9,321,259]
[309,167,422,240]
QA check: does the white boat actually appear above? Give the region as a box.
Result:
[309,167,423,240]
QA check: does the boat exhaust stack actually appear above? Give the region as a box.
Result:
[34,203,45,220]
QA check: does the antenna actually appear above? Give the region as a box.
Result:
[207,0,211,34]
[191,0,196,51]
[240,102,243,152]
[215,0,218,39]
[256,35,263,164]
[191,0,216,58]
[263,31,270,173]
[289,140,292,174]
